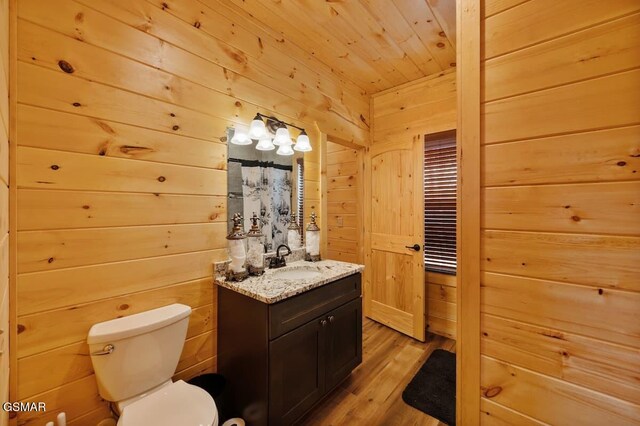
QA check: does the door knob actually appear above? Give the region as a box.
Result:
[405,244,421,251]
[320,319,328,327]
[328,315,335,323]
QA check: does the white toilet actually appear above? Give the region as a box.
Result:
[87,304,218,426]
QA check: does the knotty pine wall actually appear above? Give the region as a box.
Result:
[0,0,9,424]
[479,1,640,424]
[371,69,457,339]
[11,0,366,424]
[325,141,362,264]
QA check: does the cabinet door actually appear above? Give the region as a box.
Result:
[325,298,363,390]
[269,317,326,425]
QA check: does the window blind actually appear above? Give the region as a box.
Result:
[424,130,457,275]
[296,158,304,240]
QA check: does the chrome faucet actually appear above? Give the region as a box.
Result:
[270,244,292,269]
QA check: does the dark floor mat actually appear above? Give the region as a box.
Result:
[401,349,456,425]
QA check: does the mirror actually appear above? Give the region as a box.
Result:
[227,128,304,253]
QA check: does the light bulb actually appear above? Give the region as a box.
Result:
[273,126,291,146]
[255,136,275,151]
[230,126,251,145]
[276,144,294,156]
[294,131,312,152]
[248,115,266,140]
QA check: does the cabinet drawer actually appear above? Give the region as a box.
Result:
[269,273,361,339]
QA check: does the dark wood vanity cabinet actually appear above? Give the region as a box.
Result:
[218,273,362,426]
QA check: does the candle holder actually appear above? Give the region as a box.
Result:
[305,211,321,262]
[246,212,266,275]
[287,212,302,250]
[226,213,248,281]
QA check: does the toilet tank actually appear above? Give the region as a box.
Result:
[87,304,192,402]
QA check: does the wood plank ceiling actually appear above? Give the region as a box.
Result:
[228,0,457,93]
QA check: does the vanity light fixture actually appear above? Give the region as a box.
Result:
[255,135,276,151]
[248,114,267,139]
[230,125,251,145]
[294,130,312,152]
[276,144,295,156]
[231,113,313,155]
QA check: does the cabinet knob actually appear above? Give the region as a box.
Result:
[320,319,328,327]
[328,315,335,323]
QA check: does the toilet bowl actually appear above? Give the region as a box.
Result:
[87,304,218,426]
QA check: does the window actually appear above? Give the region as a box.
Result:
[296,157,304,239]
[424,130,457,275]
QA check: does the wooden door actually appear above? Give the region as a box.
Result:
[269,317,326,425]
[325,298,363,390]
[364,137,425,341]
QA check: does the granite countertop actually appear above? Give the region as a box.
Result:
[216,259,364,304]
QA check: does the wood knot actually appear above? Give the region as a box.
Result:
[170,112,175,117]
[172,125,180,131]
[436,42,445,48]
[158,176,166,182]
[119,304,129,310]
[439,31,446,37]
[450,62,456,67]
[235,101,242,107]
[17,324,26,334]
[617,161,627,166]
[98,149,106,156]
[571,215,581,222]
[48,257,54,263]
[194,21,201,29]
[72,102,81,107]
[598,288,604,295]
[58,60,75,74]
[484,386,502,398]
[50,164,60,170]
[82,205,90,210]
[161,2,169,10]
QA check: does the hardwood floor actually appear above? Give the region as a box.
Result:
[299,318,456,426]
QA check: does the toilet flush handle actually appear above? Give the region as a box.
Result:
[91,344,115,356]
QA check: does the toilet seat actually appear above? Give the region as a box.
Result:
[117,380,218,426]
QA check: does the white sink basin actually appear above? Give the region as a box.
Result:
[271,266,322,280]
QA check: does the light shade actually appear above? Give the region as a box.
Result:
[230,126,251,145]
[273,125,292,146]
[248,115,266,140]
[294,131,312,152]
[276,144,294,156]
[255,136,275,151]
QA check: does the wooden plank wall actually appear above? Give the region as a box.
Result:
[479,1,640,424]
[371,69,458,339]
[12,0,366,424]
[0,0,9,424]
[325,141,362,263]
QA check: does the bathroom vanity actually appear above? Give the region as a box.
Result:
[217,260,363,426]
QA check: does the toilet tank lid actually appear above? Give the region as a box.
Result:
[87,304,192,345]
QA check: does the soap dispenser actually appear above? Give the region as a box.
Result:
[287,212,302,250]
[305,211,321,262]
[226,213,248,281]
[246,212,266,275]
